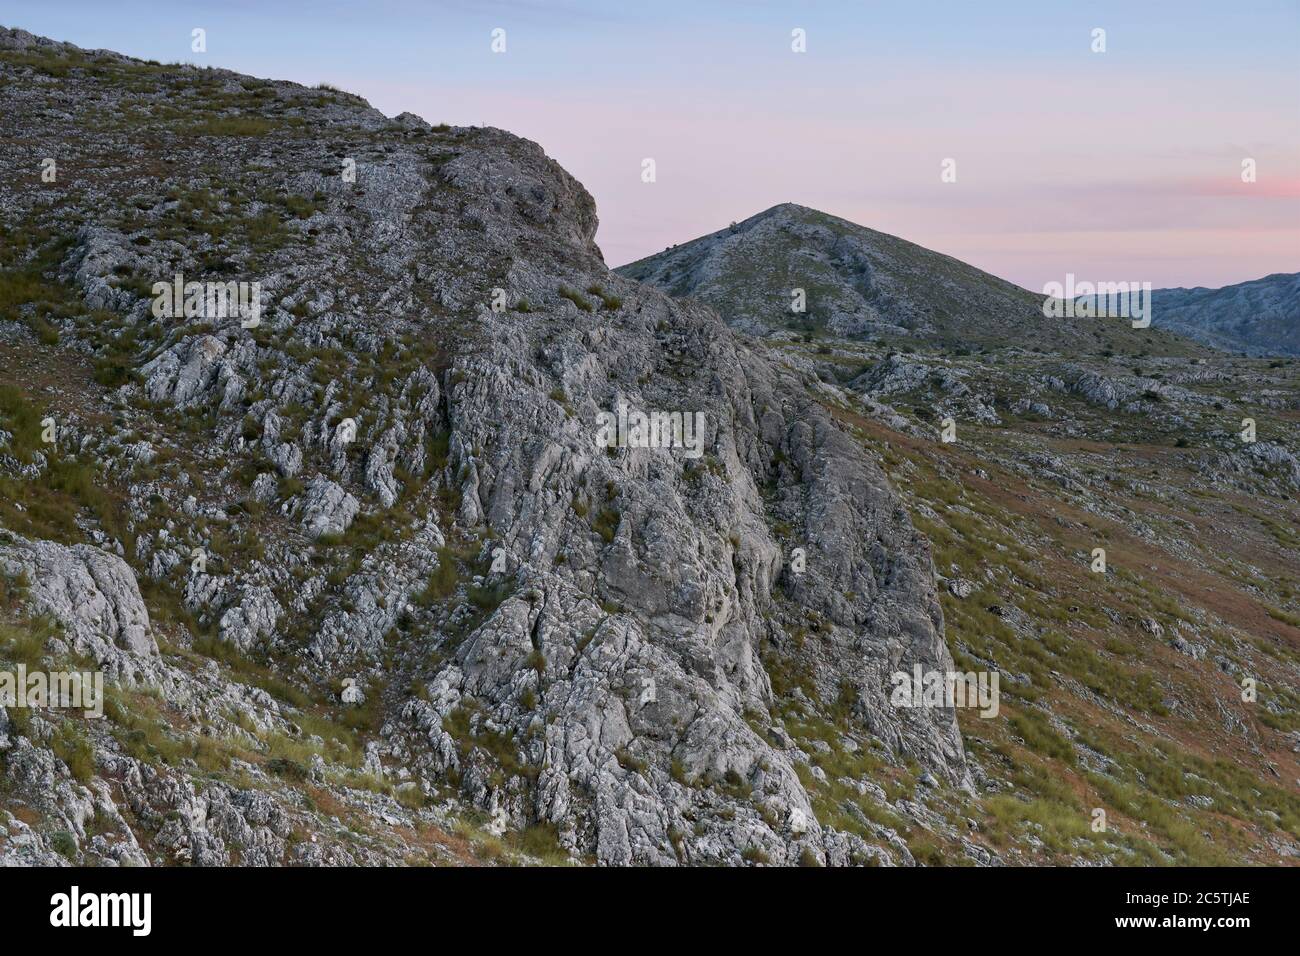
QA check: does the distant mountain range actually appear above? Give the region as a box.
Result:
[616,204,1207,356]
[1150,273,1300,357]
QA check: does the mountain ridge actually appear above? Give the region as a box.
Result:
[1150,271,1300,357]
[616,203,1211,356]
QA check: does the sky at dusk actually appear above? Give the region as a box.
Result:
[6,0,1298,290]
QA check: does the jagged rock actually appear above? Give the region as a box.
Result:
[296,476,359,539]
[250,471,279,504]
[1012,397,1052,418]
[1245,441,1300,489]
[1170,636,1206,660]
[217,585,281,651]
[140,335,229,407]
[0,532,157,659]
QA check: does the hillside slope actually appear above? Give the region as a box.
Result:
[617,203,1209,356]
[1,29,1295,869]
[623,209,1300,864]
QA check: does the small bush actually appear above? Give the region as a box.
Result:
[741,846,770,865]
[558,286,594,312]
[585,285,622,310]
[0,569,31,610]
[50,830,78,860]
[512,822,569,864]
[267,756,308,781]
[416,547,459,604]
[0,617,50,669]
[592,508,620,543]
[467,582,511,613]
[51,724,95,783]
[427,430,451,472]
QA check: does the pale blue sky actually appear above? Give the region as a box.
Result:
[5,0,1298,288]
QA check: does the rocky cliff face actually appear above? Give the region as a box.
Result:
[0,29,970,866]
[1151,272,1300,357]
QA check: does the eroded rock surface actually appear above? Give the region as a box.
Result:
[0,28,970,866]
